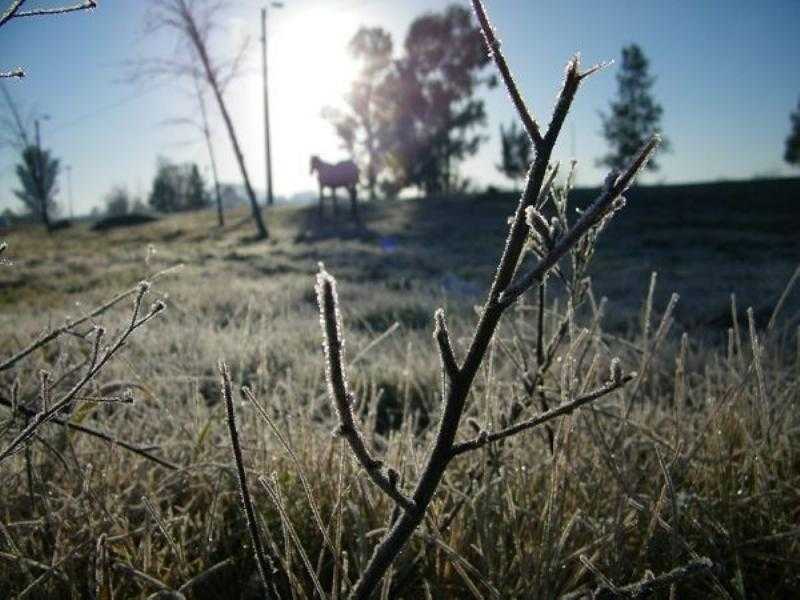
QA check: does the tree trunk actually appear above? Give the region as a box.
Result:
[34,152,52,233]
[184,5,267,239]
[194,75,225,227]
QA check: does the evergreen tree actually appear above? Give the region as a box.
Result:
[599,44,667,172]
[784,96,800,167]
[13,145,60,230]
[148,158,182,213]
[105,186,130,216]
[148,159,211,212]
[186,164,210,210]
[497,121,532,187]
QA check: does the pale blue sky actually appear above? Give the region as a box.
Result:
[1,0,799,216]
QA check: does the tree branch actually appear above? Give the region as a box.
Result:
[344,3,660,596]
[1,0,96,75]
[0,283,165,464]
[316,268,417,514]
[1,265,181,372]
[451,373,635,457]
[0,393,178,470]
[348,50,591,600]
[593,557,713,599]
[0,0,27,29]
[12,1,96,19]
[498,135,660,307]
[470,0,543,148]
[434,308,460,381]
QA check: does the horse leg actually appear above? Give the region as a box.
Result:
[349,185,360,224]
[332,188,339,217]
[318,183,324,220]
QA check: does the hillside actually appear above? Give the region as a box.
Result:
[1,179,799,599]
[4,177,798,333]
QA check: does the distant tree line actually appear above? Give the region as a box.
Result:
[147,158,209,213]
[327,6,679,198]
[101,158,210,217]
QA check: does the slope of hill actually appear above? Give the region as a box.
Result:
[4,178,798,330]
[1,178,799,598]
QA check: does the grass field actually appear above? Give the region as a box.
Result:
[1,180,799,598]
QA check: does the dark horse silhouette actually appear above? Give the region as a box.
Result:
[310,155,360,221]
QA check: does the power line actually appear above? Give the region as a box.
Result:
[48,82,168,137]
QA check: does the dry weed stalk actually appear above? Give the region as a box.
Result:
[0,261,180,467]
[0,282,165,464]
[312,2,660,596]
[0,265,180,373]
[591,557,713,599]
[220,362,279,599]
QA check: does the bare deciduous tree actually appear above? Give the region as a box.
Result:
[193,72,225,226]
[139,0,268,239]
[159,65,228,227]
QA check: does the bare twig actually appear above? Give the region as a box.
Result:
[12,1,96,19]
[471,0,542,146]
[0,393,178,469]
[451,373,635,457]
[316,269,417,514]
[220,362,278,597]
[1,0,96,76]
[1,265,181,372]
[499,136,660,307]
[593,557,713,599]
[0,0,27,29]
[433,309,460,381]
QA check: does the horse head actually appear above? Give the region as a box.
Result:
[310,155,320,174]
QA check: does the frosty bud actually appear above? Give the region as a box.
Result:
[609,357,623,385]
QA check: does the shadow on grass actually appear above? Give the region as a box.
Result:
[290,204,376,243]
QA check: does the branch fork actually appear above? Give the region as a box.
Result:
[312,2,660,596]
[316,269,417,515]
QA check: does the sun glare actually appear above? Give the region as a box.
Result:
[265,7,361,194]
[273,8,359,111]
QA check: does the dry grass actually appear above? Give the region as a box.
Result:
[1,198,799,598]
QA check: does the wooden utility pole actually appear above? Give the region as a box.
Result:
[262,7,274,206]
[262,3,284,207]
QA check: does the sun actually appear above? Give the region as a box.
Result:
[272,7,360,107]
[223,6,364,196]
[263,6,362,194]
